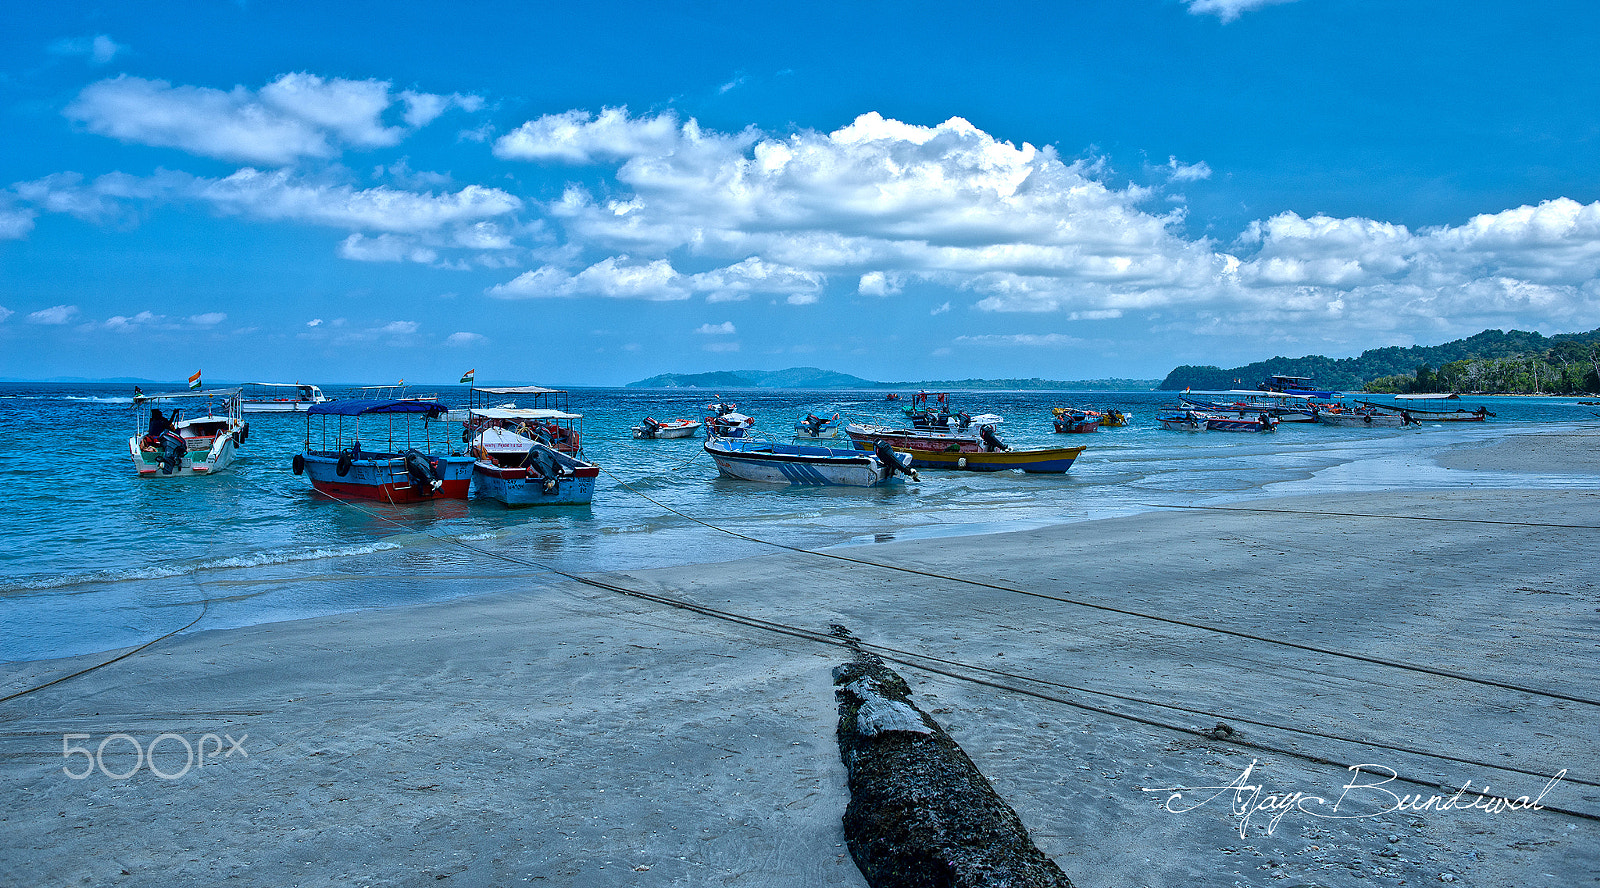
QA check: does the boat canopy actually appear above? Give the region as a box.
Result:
[132,387,242,403]
[471,407,581,421]
[472,385,564,396]
[307,398,444,417]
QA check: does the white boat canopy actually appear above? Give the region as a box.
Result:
[471,407,582,421]
[133,387,243,402]
[472,385,564,396]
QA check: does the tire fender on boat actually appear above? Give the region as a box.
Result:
[292,453,305,475]
[336,451,353,476]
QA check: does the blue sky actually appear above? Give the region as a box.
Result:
[3,0,1599,385]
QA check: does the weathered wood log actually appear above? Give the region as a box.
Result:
[833,654,1074,888]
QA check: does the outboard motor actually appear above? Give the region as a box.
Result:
[640,417,661,439]
[799,414,825,436]
[979,424,1009,453]
[524,444,566,494]
[872,440,920,482]
[401,448,442,496]
[955,411,973,431]
[156,429,186,475]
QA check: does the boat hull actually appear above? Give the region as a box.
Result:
[1317,413,1407,428]
[1203,416,1277,432]
[633,422,701,439]
[473,462,598,505]
[844,423,980,453]
[129,433,239,476]
[705,439,899,487]
[302,451,474,502]
[890,445,1085,473]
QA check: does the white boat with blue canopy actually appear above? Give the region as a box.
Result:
[294,398,473,503]
[128,388,248,477]
[704,435,919,487]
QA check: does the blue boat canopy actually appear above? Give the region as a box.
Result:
[307,398,444,417]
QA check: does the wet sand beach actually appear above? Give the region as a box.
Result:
[2,432,1597,887]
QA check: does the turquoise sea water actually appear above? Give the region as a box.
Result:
[2,382,1596,664]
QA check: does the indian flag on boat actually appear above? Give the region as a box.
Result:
[459,369,475,384]
[188,370,202,390]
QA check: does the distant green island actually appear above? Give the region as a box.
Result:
[624,368,1161,390]
[627,326,1600,395]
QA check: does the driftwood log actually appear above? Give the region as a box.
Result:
[833,653,1074,888]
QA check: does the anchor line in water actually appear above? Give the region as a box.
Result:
[597,467,1600,709]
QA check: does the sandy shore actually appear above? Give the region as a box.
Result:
[2,432,1597,887]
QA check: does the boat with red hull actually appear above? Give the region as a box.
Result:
[294,399,473,503]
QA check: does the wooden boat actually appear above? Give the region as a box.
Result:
[845,422,1077,472]
[240,382,329,413]
[869,441,1086,473]
[705,436,917,487]
[129,388,248,476]
[845,422,980,453]
[1157,410,1206,432]
[1180,391,1323,422]
[1195,411,1279,432]
[294,399,473,502]
[1052,408,1101,433]
[633,418,702,439]
[1355,400,1491,422]
[468,425,598,506]
[466,385,583,452]
[1314,406,1409,428]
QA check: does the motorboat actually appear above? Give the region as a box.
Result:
[1052,408,1101,433]
[633,418,702,439]
[240,382,329,413]
[792,412,842,440]
[704,436,918,487]
[1157,410,1206,432]
[129,388,248,476]
[294,399,473,502]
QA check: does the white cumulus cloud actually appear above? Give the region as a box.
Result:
[1185,0,1300,23]
[28,305,79,324]
[695,322,736,335]
[65,73,479,166]
[494,108,685,164]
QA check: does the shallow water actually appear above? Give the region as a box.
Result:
[2,383,1595,663]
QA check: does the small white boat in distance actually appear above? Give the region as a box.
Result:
[129,388,249,476]
[633,417,702,439]
[241,382,329,413]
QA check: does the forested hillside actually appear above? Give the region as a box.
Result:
[1160,328,1600,393]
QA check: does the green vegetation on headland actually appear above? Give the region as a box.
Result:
[625,367,1161,390]
[1160,327,1600,395]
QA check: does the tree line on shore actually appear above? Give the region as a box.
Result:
[1161,328,1600,395]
